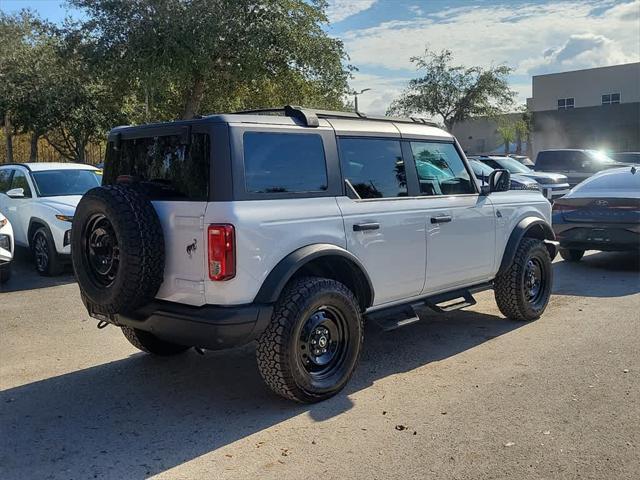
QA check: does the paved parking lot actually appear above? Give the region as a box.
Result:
[1,250,639,479]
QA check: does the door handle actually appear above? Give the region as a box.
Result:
[430,215,452,224]
[353,222,380,231]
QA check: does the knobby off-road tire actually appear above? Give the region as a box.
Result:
[71,185,164,315]
[494,238,553,322]
[559,248,584,262]
[256,277,364,403]
[121,326,190,356]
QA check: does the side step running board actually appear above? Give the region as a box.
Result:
[365,282,493,331]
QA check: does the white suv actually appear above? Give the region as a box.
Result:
[0,163,101,275]
[0,212,14,284]
[72,106,558,403]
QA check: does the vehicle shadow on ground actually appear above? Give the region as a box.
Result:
[0,310,523,479]
[0,249,75,294]
[552,251,640,298]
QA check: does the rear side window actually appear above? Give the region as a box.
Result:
[577,171,640,191]
[338,138,406,199]
[103,133,210,201]
[411,142,474,195]
[243,132,328,194]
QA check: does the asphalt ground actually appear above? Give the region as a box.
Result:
[1,249,639,479]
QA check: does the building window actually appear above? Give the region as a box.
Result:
[557,97,574,110]
[602,93,620,105]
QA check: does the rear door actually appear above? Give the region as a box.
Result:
[336,136,427,305]
[103,127,210,305]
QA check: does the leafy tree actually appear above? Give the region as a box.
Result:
[496,122,516,155]
[71,0,352,120]
[388,48,516,131]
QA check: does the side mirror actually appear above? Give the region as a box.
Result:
[488,169,511,193]
[6,188,25,198]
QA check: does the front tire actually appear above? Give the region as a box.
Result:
[121,327,190,356]
[559,248,584,262]
[32,227,63,276]
[0,263,11,284]
[256,277,364,403]
[494,238,552,321]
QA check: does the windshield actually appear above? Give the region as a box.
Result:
[494,157,532,174]
[32,169,101,197]
[586,150,616,163]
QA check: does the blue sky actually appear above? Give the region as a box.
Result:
[3,0,640,116]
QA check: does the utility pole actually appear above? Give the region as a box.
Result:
[352,88,371,114]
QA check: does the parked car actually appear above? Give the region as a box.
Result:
[469,160,540,192]
[607,152,640,164]
[71,106,557,403]
[0,163,102,275]
[552,167,640,261]
[0,212,14,284]
[474,155,570,201]
[534,149,629,187]
[508,155,535,167]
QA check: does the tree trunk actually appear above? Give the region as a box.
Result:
[30,133,39,161]
[4,113,14,163]
[444,118,454,132]
[182,74,205,120]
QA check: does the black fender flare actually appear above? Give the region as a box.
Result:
[498,218,557,273]
[254,244,375,308]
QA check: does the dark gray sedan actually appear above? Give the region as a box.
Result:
[552,167,640,261]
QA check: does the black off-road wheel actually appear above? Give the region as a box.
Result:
[32,226,64,276]
[256,277,364,403]
[121,327,190,356]
[559,248,584,262]
[71,185,164,315]
[494,238,553,321]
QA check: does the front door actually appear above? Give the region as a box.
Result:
[336,137,426,306]
[407,140,496,293]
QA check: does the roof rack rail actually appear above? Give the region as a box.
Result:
[229,105,439,128]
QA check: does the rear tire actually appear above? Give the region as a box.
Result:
[121,327,190,356]
[559,248,584,262]
[494,238,552,322]
[32,227,63,276]
[256,277,363,403]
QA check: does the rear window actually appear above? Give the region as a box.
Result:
[576,170,640,191]
[243,132,328,194]
[103,132,210,201]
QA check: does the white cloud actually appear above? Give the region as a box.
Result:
[326,0,377,23]
[341,1,640,112]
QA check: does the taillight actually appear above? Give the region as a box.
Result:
[552,202,576,213]
[208,224,235,281]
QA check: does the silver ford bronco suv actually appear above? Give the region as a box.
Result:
[72,106,557,403]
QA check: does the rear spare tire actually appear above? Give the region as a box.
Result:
[71,185,164,314]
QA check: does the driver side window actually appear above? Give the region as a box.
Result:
[410,142,474,196]
[10,170,32,197]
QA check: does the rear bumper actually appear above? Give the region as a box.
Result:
[102,301,274,350]
[554,225,640,252]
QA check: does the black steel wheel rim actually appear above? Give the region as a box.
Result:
[298,306,349,379]
[524,257,545,305]
[34,232,48,271]
[84,214,120,288]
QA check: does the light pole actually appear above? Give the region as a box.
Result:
[352,88,371,114]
